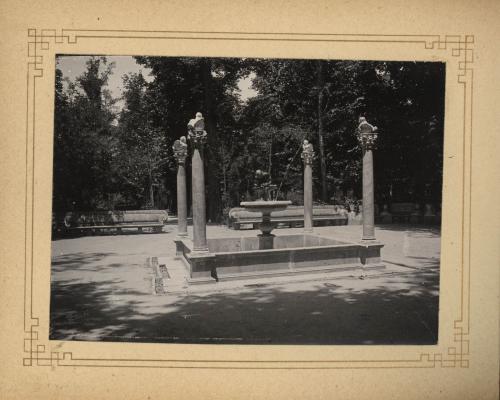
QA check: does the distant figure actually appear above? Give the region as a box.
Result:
[302,139,314,154]
[254,169,269,185]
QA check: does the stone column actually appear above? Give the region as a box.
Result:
[357,117,378,241]
[188,113,209,252]
[173,137,188,237]
[301,140,315,233]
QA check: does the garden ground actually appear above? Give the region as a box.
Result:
[50,223,440,345]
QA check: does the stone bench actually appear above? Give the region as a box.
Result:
[377,203,440,224]
[227,205,348,230]
[63,210,168,235]
[386,202,416,223]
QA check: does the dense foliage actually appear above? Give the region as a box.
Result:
[52,56,445,220]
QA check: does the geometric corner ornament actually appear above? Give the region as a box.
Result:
[24,29,473,369]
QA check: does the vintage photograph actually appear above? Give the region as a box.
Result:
[50,55,444,344]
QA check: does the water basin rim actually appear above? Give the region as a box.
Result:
[175,236,383,248]
[204,243,363,256]
[182,234,364,256]
[240,200,292,207]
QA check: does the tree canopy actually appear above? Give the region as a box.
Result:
[52,56,445,219]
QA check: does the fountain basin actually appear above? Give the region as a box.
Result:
[174,234,384,284]
[240,200,292,213]
[240,200,292,238]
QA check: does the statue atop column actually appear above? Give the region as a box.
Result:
[301,139,315,165]
[187,112,208,146]
[301,139,314,232]
[188,112,208,252]
[357,116,378,150]
[357,116,378,241]
[172,136,188,164]
[173,135,188,238]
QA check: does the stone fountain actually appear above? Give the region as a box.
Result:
[240,169,291,249]
[173,114,384,285]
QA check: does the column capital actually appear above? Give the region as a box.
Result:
[357,117,378,151]
[301,151,315,165]
[188,130,208,149]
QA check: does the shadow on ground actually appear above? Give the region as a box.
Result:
[50,256,439,345]
[51,252,118,271]
[52,229,173,241]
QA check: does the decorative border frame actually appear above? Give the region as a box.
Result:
[23,29,473,369]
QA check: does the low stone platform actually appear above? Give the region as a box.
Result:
[174,233,384,284]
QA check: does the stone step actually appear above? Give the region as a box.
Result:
[216,262,367,282]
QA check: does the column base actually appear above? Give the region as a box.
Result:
[358,240,384,266]
[192,246,210,253]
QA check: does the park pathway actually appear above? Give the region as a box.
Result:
[50,224,440,344]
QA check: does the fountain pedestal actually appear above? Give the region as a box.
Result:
[257,210,275,250]
[240,200,292,250]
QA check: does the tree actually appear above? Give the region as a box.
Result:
[316,60,328,202]
[115,72,170,208]
[52,56,117,211]
[134,56,249,221]
[53,56,445,218]
[241,59,445,207]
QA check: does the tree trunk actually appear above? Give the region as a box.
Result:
[148,168,155,208]
[317,60,328,203]
[268,129,273,177]
[221,145,228,210]
[201,58,221,222]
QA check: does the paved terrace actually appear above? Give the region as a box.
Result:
[50,224,440,345]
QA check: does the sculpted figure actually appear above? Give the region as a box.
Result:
[179,135,188,148]
[302,139,314,154]
[173,136,188,160]
[187,112,208,142]
[357,116,379,150]
[301,139,315,165]
[188,112,206,132]
[173,136,188,151]
[358,116,378,133]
